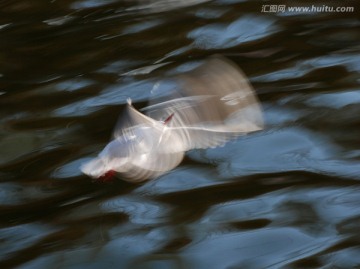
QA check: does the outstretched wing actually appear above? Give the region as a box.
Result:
[111,99,187,156]
[112,99,162,140]
[142,55,264,151]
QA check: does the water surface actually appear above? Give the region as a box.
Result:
[0,0,360,268]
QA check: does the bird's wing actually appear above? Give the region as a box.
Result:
[112,99,163,140]
[111,100,186,155]
[142,55,263,151]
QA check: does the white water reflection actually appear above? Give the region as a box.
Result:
[182,227,336,269]
[125,0,211,13]
[54,78,94,92]
[189,126,360,179]
[253,53,360,82]
[101,195,172,225]
[0,224,57,261]
[306,90,360,109]
[54,80,154,116]
[189,15,280,49]
[122,20,163,35]
[43,16,75,26]
[71,0,118,9]
[135,166,219,195]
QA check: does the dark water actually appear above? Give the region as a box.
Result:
[1,0,360,268]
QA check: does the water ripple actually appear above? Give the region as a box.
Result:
[189,15,280,49]
[0,0,359,268]
[101,195,172,225]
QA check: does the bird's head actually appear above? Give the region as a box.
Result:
[81,158,116,182]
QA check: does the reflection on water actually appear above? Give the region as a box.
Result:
[1,0,360,268]
[188,15,280,49]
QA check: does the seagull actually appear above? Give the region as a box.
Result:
[81,56,264,182]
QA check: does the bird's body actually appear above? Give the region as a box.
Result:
[81,56,264,182]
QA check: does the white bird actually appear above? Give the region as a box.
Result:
[81,56,264,182]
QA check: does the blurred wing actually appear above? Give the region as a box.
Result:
[142,55,263,151]
[111,100,181,158]
[112,99,163,140]
[168,121,261,151]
